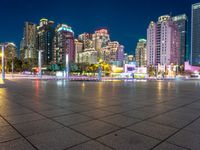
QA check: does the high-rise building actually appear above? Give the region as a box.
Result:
[77,29,124,65]
[54,24,75,64]
[191,3,200,66]
[101,41,124,64]
[36,18,55,66]
[92,29,110,51]
[147,15,180,66]
[117,45,125,62]
[79,48,98,64]
[101,41,119,62]
[135,39,147,67]
[172,14,188,64]
[23,22,37,59]
[78,33,93,50]
[75,39,83,63]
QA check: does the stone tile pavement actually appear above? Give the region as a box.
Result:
[0,79,200,149]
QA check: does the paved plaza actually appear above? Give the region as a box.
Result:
[0,79,200,150]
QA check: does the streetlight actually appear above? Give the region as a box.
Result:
[65,54,69,79]
[0,43,16,79]
[98,59,103,81]
[1,45,5,80]
[38,50,43,78]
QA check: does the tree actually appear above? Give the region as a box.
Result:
[48,63,60,71]
[70,63,79,72]
[148,66,156,77]
[22,58,37,71]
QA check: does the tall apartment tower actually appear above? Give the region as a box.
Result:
[191,3,200,66]
[147,15,180,66]
[172,14,188,65]
[23,22,37,59]
[54,24,75,64]
[135,39,147,67]
[36,18,55,66]
[92,29,110,51]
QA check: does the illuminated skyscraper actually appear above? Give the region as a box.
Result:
[135,39,147,67]
[191,3,200,66]
[37,18,55,66]
[54,24,75,64]
[78,33,93,50]
[172,14,188,64]
[23,22,37,59]
[147,15,180,66]
[92,29,110,51]
[117,45,125,62]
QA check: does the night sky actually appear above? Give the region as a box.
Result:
[0,0,199,54]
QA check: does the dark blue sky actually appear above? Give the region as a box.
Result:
[0,0,199,54]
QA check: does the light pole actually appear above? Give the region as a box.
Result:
[12,57,14,78]
[65,54,69,79]
[1,45,5,80]
[98,64,102,81]
[38,50,43,78]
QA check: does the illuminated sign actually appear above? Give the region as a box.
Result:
[124,64,136,73]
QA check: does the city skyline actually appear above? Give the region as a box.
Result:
[0,0,198,54]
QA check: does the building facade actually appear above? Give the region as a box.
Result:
[23,22,37,59]
[147,15,180,66]
[191,3,200,66]
[92,29,110,52]
[78,33,93,50]
[172,14,188,65]
[135,39,147,67]
[79,48,98,64]
[54,24,75,65]
[75,39,84,63]
[36,18,55,66]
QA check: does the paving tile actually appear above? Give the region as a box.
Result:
[40,108,74,117]
[100,105,134,113]
[184,118,200,135]
[13,119,63,137]
[97,129,160,150]
[122,110,157,120]
[164,108,200,121]
[0,138,35,150]
[81,110,115,119]
[136,105,174,114]
[0,125,21,142]
[71,120,119,138]
[100,114,140,127]
[54,113,92,126]
[67,105,95,113]
[27,127,89,150]
[5,113,45,125]
[128,121,177,140]
[0,107,33,117]
[149,114,191,129]
[153,142,188,150]
[24,103,58,111]
[68,141,112,150]
[167,130,200,150]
